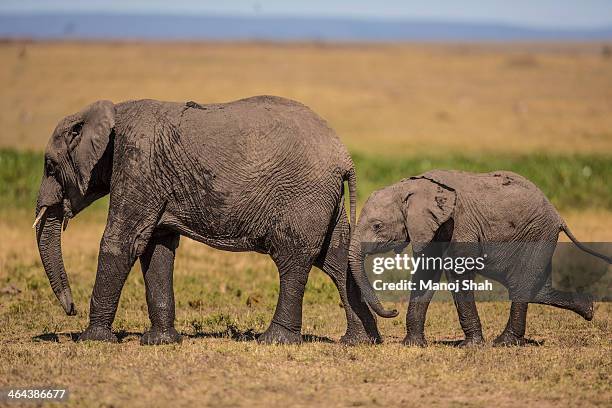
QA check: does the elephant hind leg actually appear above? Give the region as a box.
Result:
[493,302,532,346]
[260,198,339,344]
[316,245,381,345]
[495,246,556,346]
[533,261,593,320]
[314,208,381,344]
[258,255,312,345]
[533,286,594,321]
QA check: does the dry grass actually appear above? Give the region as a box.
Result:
[0,41,611,155]
[0,41,610,407]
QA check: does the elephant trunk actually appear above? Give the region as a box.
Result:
[348,230,398,318]
[35,204,76,316]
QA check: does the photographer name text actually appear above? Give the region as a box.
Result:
[372,279,493,292]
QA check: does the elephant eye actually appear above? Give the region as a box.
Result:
[71,122,83,135]
[45,161,55,176]
[372,222,383,232]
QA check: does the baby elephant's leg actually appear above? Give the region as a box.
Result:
[139,231,182,346]
[403,268,442,346]
[403,244,448,347]
[495,249,553,346]
[447,270,485,346]
[533,262,594,321]
[493,302,529,346]
[534,288,594,321]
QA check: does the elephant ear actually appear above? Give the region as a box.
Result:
[400,178,456,253]
[68,100,115,195]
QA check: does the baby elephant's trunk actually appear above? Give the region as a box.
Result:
[348,237,398,318]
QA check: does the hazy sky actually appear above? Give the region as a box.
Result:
[1,0,611,29]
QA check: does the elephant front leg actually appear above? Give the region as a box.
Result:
[78,235,137,343]
[403,268,442,347]
[258,257,310,344]
[139,231,182,346]
[78,205,160,343]
[447,271,485,347]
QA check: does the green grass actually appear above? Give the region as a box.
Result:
[0,149,110,214]
[354,152,612,210]
[2,148,610,212]
[0,149,43,211]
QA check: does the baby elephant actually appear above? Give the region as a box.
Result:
[349,170,610,346]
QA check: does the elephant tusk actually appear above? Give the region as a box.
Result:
[32,206,47,229]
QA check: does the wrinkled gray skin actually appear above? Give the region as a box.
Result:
[350,170,610,346]
[35,96,396,346]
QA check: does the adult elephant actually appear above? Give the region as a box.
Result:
[33,96,396,345]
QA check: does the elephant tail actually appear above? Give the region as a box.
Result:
[560,223,611,264]
[345,166,357,229]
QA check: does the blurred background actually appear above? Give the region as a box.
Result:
[1,1,611,213]
[0,3,611,406]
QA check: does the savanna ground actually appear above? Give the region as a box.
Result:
[0,41,611,407]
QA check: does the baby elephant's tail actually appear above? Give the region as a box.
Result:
[560,223,611,264]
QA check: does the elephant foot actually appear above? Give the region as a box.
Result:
[78,325,118,343]
[402,334,427,347]
[458,334,485,348]
[493,332,529,347]
[575,296,594,321]
[140,327,182,346]
[340,330,382,345]
[257,322,302,345]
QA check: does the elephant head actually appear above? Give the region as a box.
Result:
[34,100,115,315]
[348,178,456,302]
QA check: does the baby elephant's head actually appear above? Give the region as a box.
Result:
[350,178,456,258]
[346,177,455,318]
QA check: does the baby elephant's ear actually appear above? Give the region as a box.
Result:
[68,100,115,195]
[400,178,456,253]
